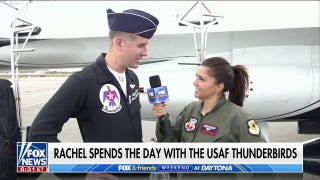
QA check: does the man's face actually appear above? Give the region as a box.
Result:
[121,35,149,69]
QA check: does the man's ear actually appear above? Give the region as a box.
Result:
[114,37,123,49]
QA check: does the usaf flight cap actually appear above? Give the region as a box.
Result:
[107,9,159,39]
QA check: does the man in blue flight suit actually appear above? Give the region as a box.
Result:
[28,8,159,180]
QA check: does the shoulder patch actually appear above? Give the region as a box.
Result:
[99,84,122,113]
[184,117,198,132]
[247,120,260,136]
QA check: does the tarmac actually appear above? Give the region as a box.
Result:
[3,75,319,180]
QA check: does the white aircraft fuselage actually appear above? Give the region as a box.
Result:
[136,28,320,121]
[0,1,319,121]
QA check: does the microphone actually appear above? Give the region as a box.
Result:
[148,75,172,137]
[147,75,169,104]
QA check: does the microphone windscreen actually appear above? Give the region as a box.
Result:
[149,75,161,88]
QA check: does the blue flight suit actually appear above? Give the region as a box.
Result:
[28,53,142,142]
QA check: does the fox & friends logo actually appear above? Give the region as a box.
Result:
[17,142,48,173]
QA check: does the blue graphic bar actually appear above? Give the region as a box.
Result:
[49,164,302,173]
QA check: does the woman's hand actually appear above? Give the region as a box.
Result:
[152,103,167,118]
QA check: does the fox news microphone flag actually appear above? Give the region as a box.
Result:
[147,75,169,104]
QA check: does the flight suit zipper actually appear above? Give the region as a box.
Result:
[191,112,205,142]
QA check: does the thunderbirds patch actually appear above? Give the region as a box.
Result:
[99,84,122,113]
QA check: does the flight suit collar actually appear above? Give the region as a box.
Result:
[94,53,135,84]
[200,95,227,115]
[94,53,113,84]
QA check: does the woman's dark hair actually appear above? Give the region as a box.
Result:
[201,57,249,107]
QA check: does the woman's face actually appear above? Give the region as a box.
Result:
[193,65,221,100]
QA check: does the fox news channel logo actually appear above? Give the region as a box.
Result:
[17,142,47,173]
[147,86,169,104]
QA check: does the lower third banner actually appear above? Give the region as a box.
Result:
[48,164,302,173]
[17,142,303,173]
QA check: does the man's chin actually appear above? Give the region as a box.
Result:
[129,65,139,69]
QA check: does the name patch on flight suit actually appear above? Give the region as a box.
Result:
[247,120,260,136]
[99,84,122,113]
[200,123,219,136]
[184,117,198,132]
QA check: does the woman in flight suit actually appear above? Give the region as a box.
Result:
[153,57,266,179]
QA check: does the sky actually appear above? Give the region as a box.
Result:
[1,1,319,38]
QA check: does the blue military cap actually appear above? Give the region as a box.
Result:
[107,9,159,39]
